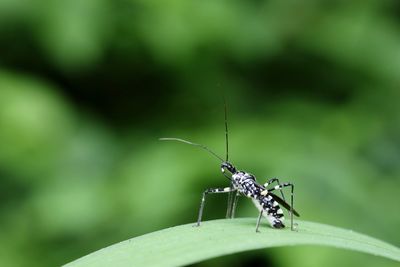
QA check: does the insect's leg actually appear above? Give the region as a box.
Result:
[225,192,233,218]
[196,187,237,227]
[263,177,286,201]
[230,191,240,218]
[255,210,263,233]
[267,183,295,231]
[225,184,234,218]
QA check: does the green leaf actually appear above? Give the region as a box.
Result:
[64,219,400,267]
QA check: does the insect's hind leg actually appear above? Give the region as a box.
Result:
[268,182,296,231]
[196,187,237,227]
[263,177,286,201]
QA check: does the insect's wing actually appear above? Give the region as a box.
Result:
[269,192,300,217]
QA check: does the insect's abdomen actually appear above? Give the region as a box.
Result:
[252,195,285,228]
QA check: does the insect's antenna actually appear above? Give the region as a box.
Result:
[159,137,224,162]
[224,98,229,162]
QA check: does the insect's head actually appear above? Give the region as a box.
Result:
[221,162,236,176]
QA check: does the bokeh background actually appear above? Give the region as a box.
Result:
[1,0,400,266]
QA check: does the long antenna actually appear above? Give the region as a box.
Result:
[224,98,229,162]
[159,137,224,162]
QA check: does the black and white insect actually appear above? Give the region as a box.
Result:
[160,104,300,231]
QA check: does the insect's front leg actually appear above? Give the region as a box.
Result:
[225,183,234,219]
[196,187,237,227]
[230,191,240,218]
[226,183,241,219]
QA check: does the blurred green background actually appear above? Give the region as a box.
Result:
[0,0,399,266]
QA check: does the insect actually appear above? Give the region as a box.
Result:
[160,103,300,231]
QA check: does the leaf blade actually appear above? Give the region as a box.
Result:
[64,219,400,267]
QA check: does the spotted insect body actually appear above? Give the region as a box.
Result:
[230,170,285,228]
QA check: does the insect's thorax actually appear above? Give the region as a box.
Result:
[231,171,262,198]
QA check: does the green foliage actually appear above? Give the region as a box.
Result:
[65,219,400,267]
